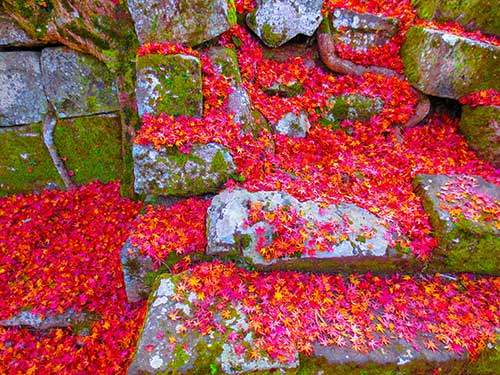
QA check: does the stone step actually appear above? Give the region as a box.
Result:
[129,263,500,374]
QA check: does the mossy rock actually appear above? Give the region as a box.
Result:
[459,105,500,168]
[41,47,119,118]
[401,26,500,99]
[414,174,500,274]
[319,94,384,133]
[133,143,236,197]
[127,0,235,46]
[262,80,304,98]
[53,114,123,185]
[129,273,299,374]
[136,53,203,117]
[206,46,241,85]
[411,0,500,37]
[0,123,63,196]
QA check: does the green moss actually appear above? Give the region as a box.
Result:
[137,54,203,117]
[209,150,229,173]
[210,47,241,84]
[0,123,63,196]
[53,115,123,185]
[261,23,287,47]
[411,0,439,20]
[226,0,237,26]
[459,105,500,168]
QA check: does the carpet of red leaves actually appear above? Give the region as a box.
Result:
[1,0,500,374]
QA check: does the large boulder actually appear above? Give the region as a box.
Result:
[0,123,63,196]
[128,273,299,375]
[0,51,48,126]
[133,143,236,197]
[0,12,44,48]
[325,8,400,51]
[206,188,396,271]
[459,105,500,168]
[414,174,500,274]
[401,26,500,99]
[129,264,500,374]
[127,0,236,46]
[136,54,203,118]
[246,0,323,47]
[411,0,500,37]
[41,47,119,119]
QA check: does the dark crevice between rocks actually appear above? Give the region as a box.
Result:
[0,43,62,52]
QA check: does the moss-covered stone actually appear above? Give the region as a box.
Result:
[320,94,384,133]
[411,0,500,36]
[133,143,236,197]
[127,0,234,46]
[414,174,500,274]
[401,26,500,99]
[53,114,123,185]
[41,47,119,118]
[136,53,203,117]
[206,46,241,85]
[459,105,500,168]
[262,80,304,98]
[0,123,63,196]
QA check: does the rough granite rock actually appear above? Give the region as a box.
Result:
[327,8,400,51]
[128,274,299,375]
[0,51,48,126]
[459,105,500,168]
[401,26,500,99]
[41,47,119,118]
[133,143,236,197]
[246,0,323,47]
[0,12,44,48]
[127,0,235,46]
[413,174,500,274]
[411,0,500,37]
[136,53,203,118]
[274,111,310,138]
[206,188,393,269]
[0,123,63,196]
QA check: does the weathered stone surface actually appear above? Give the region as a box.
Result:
[127,0,235,46]
[411,0,500,37]
[459,105,500,168]
[0,13,44,48]
[246,0,323,47]
[328,8,400,51]
[207,188,392,269]
[53,114,123,185]
[133,143,236,197]
[320,94,384,133]
[227,86,269,138]
[414,174,500,274]
[41,47,118,118]
[128,273,299,375]
[275,111,310,138]
[121,238,155,303]
[401,26,500,99]
[207,46,241,85]
[0,309,93,333]
[0,51,48,126]
[0,123,63,196]
[136,54,203,118]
